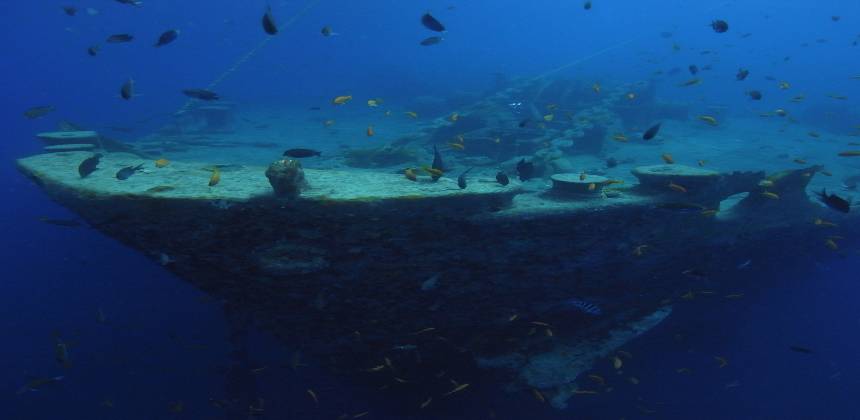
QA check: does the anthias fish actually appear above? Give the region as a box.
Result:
[116,164,144,180]
[78,153,102,178]
[283,148,321,158]
[155,29,179,47]
[421,13,446,32]
[182,89,220,101]
[816,189,851,213]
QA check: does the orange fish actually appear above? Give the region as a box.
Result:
[155,158,170,168]
[661,153,675,164]
[837,151,860,157]
[366,125,374,137]
[404,168,417,182]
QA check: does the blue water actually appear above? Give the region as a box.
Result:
[3,0,860,418]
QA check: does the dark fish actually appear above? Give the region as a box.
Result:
[560,298,601,315]
[115,163,144,180]
[321,26,335,37]
[832,16,841,22]
[24,105,55,119]
[155,29,179,47]
[120,78,134,100]
[457,168,473,189]
[182,89,220,101]
[114,0,142,5]
[420,36,443,46]
[659,31,673,38]
[262,6,278,35]
[816,189,851,213]
[62,6,77,16]
[711,20,729,33]
[747,90,762,100]
[736,68,749,81]
[421,13,446,32]
[496,171,510,186]
[789,345,814,354]
[106,34,134,43]
[78,153,102,178]
[605,157,618,168]
[516,158,534,181]
[518,118,530,128]
[688,65,699,75]
[308,106,321,110]
[283,148,321,158]
[39,217,82,227]
[642,123,661,140]
[583,1,592,10]
[431,145,445,181]
[87,45,100,56]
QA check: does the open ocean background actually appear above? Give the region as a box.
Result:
[2,1,860,418]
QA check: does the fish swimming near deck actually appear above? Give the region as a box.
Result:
[496,171,510,186]
[457,168,473,189]
[78,153,102,178]
[431,145,445,181]
[116,164,144,180]
[816,189,851,213]
[516,159,535,181]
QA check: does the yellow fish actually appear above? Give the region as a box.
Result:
[332,95,352,105]
[774,108,788,117]
[837,150,860,157]
[761,191,779,200]
[668,182,687,193]
[825,238,839,251]
[612,133,628,142]
[421,166,443,177]
[404,111,418,119]
[698,115,718,126]
[714,356,729,368]
[588,183,596,191]
[661,153,675,164]
[154,158,170,168]
[448,142,464,151]
[778,81,791,90]
[700,209,718,217]
[543,113,554,122]
[592,82,601,94]
[626,92,636,100]
[448,112,459,122]
[208,168,221,187]
[613,356,623,369]
[366,98,382,107]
